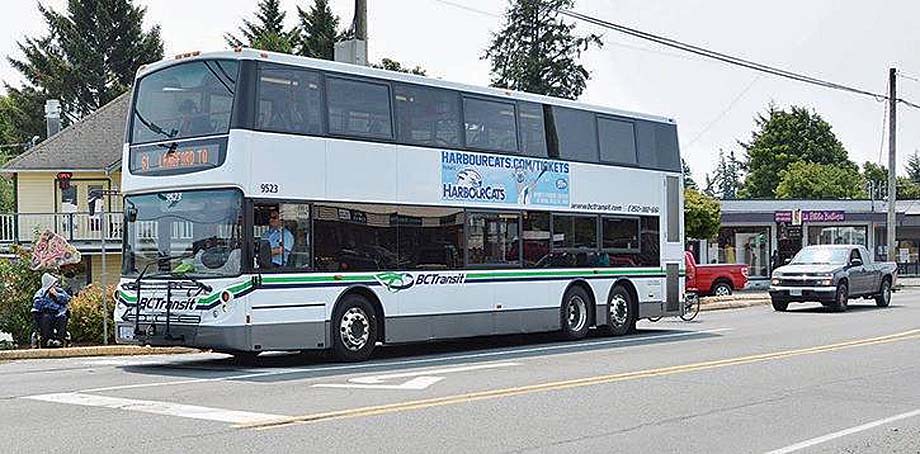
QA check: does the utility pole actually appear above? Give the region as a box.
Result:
[334,0,368,65]
[887,68,897,262]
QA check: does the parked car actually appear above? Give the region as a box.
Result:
[769,244,896,312]
[685,251,749,296]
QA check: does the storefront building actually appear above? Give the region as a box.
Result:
[687,200,909,289]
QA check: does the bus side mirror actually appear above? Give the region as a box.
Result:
[784,258,791,265]
[256,239,272,269]
[126,206,138,222]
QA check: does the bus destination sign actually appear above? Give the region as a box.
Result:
[129,138,227,176]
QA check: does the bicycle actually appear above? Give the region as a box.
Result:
[648,291,700,322]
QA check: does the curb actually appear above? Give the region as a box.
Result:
[700,297,771,312]
[0,345,199,361]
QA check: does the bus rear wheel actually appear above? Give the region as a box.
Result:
[601,285,636,336]
[331,294,378,362]
[560,286,591,340]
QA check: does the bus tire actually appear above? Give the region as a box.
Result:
[331,294,378,362]
[560,286,591,340]
[601,284,636,337]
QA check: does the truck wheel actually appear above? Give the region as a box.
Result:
[331,294,378,362]
[832,283,849,312]
[875,279,892,308]
[771,298,788,312]
[712,281,732,297]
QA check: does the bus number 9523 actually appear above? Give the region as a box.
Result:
[260,183,279,194]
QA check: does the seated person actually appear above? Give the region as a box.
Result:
[32,273,70,348]
[261,209,294,267]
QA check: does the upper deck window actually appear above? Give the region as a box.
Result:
[394,84,462,148]
[326,77,393,139]
[257,64,323,135]
[548,106,598,163]
[598,117,637,165]
[463,97,518,153]
[131,60,239,144]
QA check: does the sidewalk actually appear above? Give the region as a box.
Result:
[897,277,920,288]
[700,291,770,312]
[0,345,198,361]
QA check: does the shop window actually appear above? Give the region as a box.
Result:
[467,212,520,266]
[710,226,771,278]
[807,225,867,247]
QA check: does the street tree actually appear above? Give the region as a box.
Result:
[740,105,852,198]
[296,0,344,59]
[483,0,602,99]
[906,150,920,184]
[862,162,888,199]
[898,177,920,200]
[371,58,427,76]
[225,0,298,53]
[5,0,162,146]
[775,161,863,199]
[681,158,698,190]
[705,149,742,199]
[684,189,721,240]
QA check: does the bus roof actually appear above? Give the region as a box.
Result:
[137,49,676,126]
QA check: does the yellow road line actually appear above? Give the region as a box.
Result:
[240,329,920,431]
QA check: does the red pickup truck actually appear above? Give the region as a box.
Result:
[685,251,749,296]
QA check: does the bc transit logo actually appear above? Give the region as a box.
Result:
[374,272,415,293]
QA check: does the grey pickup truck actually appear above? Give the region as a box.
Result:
[769,245,897,312]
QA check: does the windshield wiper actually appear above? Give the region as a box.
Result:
[134,108,177,140]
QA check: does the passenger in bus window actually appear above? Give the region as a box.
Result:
[262,209,294,267]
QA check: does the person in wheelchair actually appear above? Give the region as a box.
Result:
[32,273,71,348]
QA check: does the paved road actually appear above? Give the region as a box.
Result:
[2,290,919,453]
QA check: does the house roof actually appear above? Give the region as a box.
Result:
[2,92,129,172]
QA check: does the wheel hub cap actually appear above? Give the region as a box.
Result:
[568,296,587,332]
[340,308,369,351]
[610,294,628,327]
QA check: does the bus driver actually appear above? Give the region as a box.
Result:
[262,208,294,267]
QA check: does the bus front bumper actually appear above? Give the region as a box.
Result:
[115,322,249,352]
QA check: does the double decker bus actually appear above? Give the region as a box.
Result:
[115,49,685,361]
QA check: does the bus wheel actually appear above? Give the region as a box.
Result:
[560,286,591,340]
[602,285,636,337]
[332,294,378,362]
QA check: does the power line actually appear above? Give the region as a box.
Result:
[559,9,920,108]
[685,76,761,148]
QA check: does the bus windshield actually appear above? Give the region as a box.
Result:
[131,59,239,144]
[122,189,243,278]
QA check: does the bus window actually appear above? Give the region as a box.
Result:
[521,211,551,268]
[257,65,323,135]
[598,117,637,165]
[467,212,520,266]
[312,203,399,272]
[326,77,393,139]
[550,106,598,163]
[394,84,462,148]
[518,102,547,158]
[397,206,464,271]
[463,97,518,153]
[252,203,311,271]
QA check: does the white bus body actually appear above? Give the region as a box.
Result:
[115,50,684,360]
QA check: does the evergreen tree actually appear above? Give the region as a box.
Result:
[296,0,343,59]
[906,150,920,185]
[681,158,698,190]
[226,0,298,53]
[708,150,742,199]
[740,105,852,198]
[5,0,162,145]
[483,0,602,99]
[862,161,888,200]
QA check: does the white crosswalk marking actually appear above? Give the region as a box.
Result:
[24,392,286,425]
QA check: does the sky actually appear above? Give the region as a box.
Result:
[3,0,920,186]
